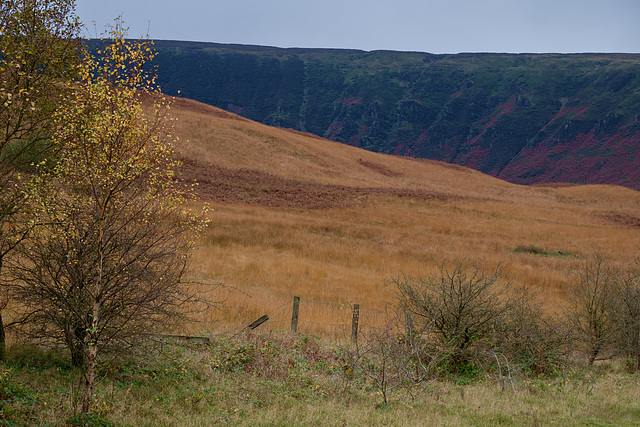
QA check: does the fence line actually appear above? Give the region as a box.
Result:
[297,319,349,327]
[206,295,405,346]
[300,298,388,314]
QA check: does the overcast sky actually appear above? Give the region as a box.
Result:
[76,0,640,54]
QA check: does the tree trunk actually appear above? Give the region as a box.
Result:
[81,343,97,413]
[0,310,6,362]
[0,256,6,362]
[588,341,601,365]
[67,326,86,367]
[81,294,101,413]
[70,344,84,367]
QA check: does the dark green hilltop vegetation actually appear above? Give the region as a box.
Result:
[140,40,640,190]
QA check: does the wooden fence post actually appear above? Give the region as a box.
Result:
[291,296,300,333]
[246,315,269,331]
[351,303,360,345]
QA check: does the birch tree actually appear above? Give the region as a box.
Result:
[7,24,207,413]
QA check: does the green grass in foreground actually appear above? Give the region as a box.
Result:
[1,332,640,426]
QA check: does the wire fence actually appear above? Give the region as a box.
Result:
[2,295,404,349]
[204,295,404,344]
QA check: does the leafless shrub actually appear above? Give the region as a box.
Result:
[610,262,640,371]
[394,261,572,380]
[567,253,618,365]
[353,323,441,406]
[492,287,571,376]
[394,261,514,371]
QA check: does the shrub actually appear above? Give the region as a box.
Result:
[65,412,115,427]
[493,287,571,376]
[610,264,640,371]
[513,244,575,257]
[354,324,440,406]
[395,261,571,378]
[394,261,514,370]
[567,253,618,364]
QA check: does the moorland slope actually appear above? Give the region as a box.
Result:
[169,97,640,335]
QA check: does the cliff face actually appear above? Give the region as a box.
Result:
[149,40,640,189]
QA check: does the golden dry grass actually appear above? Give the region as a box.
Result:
[168,97,640,337]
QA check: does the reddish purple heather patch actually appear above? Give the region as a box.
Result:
[468,96,518,145]
[328,122,343,140]
[541,105,592,131]
[497,96,517,116]
[230,105,244,115]
[458,145,490,170]
[342,97,361,107]
[498,127,640,189]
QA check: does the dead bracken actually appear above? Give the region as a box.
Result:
[597,213,640,228]
[179,158,456,209]
[357,158,402,177]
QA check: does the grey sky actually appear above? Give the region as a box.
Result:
[76,0,640,54]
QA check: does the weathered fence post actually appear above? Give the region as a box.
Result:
[291,296,300,333]
[246,315,269,331]
[351,303,360,345]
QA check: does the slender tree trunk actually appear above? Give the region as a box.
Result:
[0,257,6,362]
[81,291,102,413]
[0,310,6,362]
[588,340,601,365]
[70,344,84,367]
[81,343,97,413]
[67,327,85,367]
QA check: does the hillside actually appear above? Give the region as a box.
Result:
[168,97,640,334]
[147,40,640,190]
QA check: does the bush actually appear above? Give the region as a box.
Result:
[210,332,340,380]
[65,412,115,427]
[394,261,514,370]
[610,264,640,371]
[513,245,575,258]
[493,287,571,376]
[567,253,618,365]
[0,364,36,423]
[394,261,571,377]
[354,324,440,406]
